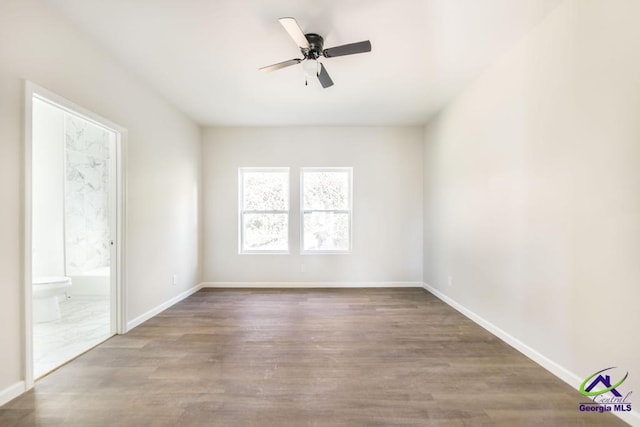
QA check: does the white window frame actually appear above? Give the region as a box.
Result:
[238,167,290,254]
[300,167,353,254]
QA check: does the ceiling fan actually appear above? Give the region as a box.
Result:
[260,17,372,88]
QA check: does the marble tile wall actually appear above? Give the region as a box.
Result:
[64,114,110,275]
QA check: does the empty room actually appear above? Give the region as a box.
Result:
[0,0,638,425]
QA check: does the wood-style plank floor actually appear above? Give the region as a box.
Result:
[1,288,627,426]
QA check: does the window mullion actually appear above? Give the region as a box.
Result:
[243,210,289,214]
[302,210,349,214]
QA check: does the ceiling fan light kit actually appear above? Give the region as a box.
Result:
[260,17,372,88]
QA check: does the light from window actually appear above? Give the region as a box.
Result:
[239,168,289,253]
[301,168,352,253]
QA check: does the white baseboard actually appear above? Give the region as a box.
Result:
[201,281,424,288]
[422,282,581,385]
[126,283,204,331]
[422,282,640,427]
[0,381,25,407]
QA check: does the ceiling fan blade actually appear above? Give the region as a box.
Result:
[278,17,310,49]
[317,63,334,88]
[323,40,371,58]
[259,58,302,73]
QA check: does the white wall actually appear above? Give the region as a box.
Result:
[0,0,201,399]
[203,127,423,284]
[423,0,640,420]
[32,98,65,278]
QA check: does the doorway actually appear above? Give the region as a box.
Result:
[24,82,126,386]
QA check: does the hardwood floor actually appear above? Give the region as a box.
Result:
[1,288,627,426]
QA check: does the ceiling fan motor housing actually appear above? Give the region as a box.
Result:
[260,17,372,88]
[303,33,324,59]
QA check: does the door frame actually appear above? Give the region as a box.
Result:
[23,81,127,389]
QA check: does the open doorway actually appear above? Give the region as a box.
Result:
[25,82,126,385]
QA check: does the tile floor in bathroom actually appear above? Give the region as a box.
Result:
[33,295,112,379]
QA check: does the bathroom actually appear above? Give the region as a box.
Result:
[31,96,115,379]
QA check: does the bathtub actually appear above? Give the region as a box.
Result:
[69,266,110,296]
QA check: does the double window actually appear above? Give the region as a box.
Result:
[238,167,352,254]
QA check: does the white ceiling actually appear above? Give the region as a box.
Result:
[43,0,561,126]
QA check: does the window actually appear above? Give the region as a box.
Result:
[239,168,289,253]
[301,168,352,253]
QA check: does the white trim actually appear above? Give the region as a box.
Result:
[126,283,204,331]
[23,83,34,390]
[0,381,26,407]
[115,129,127,334]
[422,282,640,427]
[202,282,423,288]
[422,283,580,384]
[30,85,124,131]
